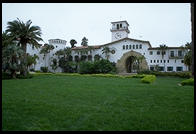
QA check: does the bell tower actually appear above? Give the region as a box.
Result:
[110,20,130,42]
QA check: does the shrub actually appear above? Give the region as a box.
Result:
[131,74,147,78]
[138,70,191,78]
[181,78,194,86]
[30,68,35,72]
[79,61,94,74]
[16,73,33,79]
[78,59,116,74]
[141,75,156,84]
[2,72,12,80]
[40,67,48,73]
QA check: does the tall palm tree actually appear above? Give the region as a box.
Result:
[102,46,112,60]
[70,39,77,48]
[159,44,168,72]
[5,18,43,76]
[40,44,54,67]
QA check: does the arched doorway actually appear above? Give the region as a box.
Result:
[116,50,148,73]
[125,56,137,73]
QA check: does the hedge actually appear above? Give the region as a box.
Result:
[138,70,192,78]
[141,75,156,84]
[181,78,194,86]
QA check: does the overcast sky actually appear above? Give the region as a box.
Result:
[2,3,191,47]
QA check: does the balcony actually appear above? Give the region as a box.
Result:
[169,55,184,59]
[110,27,130,33]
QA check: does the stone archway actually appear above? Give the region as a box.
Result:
[116,50,148,73]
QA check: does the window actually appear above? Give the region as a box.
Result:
[120,23,122,28]
[94,54,100,61]
[136,45,138,49]
[158,66,164,71]
[75,55,79,62]
[175,60,176,63]
[88,55,92,61]
[126,45,128,49]
[181,60,184,63]
[176,66,183,72]
[157,60,159,63]
[167,66,173,71]
[133,45,135,49]
[139,44,142,49]
[167,60,169,63]
[170,51,174,57]
[117,24,119,29]
[160,60,162,63]
[157,51,160,55]
[164,60,166,63]
[150,51,153,55]
[123,45,125,49]
[150,60,152,63]
[129,45,131,49]
[178,50,182,57]
[150,66,154,71]
[143,53,145,55]
[154,60,156,63]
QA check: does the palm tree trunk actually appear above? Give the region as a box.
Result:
[21,43,27,77]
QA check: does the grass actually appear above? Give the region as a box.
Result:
[2,75,194,131]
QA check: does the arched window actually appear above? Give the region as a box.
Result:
[120,23,122,28]
[126,45,128,49]
[94,54,100,61]
[117,24,119,29]
[139,44,142,49]
[133,45,135,49]
[123,45,125,50]
[68,56,73,61]
[88,55,92,61]
[81,55,87,61]
[75,55,79,62]
[129,45,131,49]
[136,45,138,49]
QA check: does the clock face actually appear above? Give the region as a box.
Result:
[115,32,121,39]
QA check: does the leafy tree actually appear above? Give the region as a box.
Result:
[184,50,192,71]
[26,54,34,71]
[2,43,25,78]
[102,46,112,60]
[136,55,145,72]
[40,44,54,67]
[50,58,58,73]
[32,54,39,70]
[183,42,192,71]
[5,18,43,76]
[70,39,77,48]
[81,37,88,46]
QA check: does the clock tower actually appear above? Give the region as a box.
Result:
[110,20,130,42]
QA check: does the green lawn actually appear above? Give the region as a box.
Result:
[2,75,194,131]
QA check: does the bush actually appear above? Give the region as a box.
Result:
[16,73,33,79]
[2,72,12,80]
[79,62,94,74]
[40,67,48,73]
[131,74,147,78]
[138,70,191,78]
[30,68,35,72]
[78,59,116,74]
[141,75,156,84]
[181,78,194,86]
